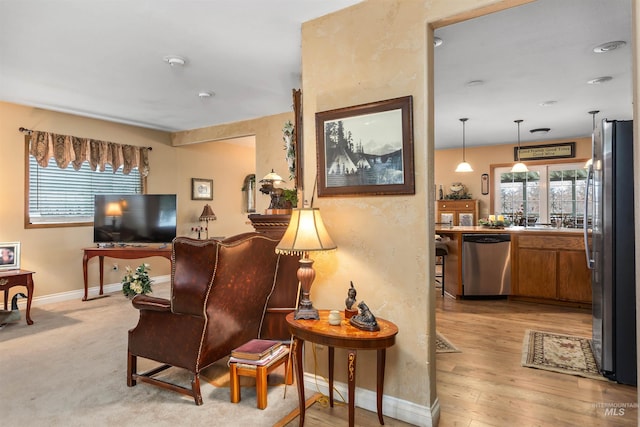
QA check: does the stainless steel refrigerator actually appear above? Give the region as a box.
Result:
[585,119,636,385]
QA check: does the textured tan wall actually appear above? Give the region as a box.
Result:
[175,140,256,238]
[300,0,431,408]
[0,101,176,296]
[171,112,296,214]
[0,102,256,297]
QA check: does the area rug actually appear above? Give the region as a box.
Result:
[436,332,460,353]
[521,329,606,381]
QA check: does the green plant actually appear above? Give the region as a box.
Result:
[122,263,153,298]
[282,189,298,208]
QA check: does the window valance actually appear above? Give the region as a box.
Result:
[27,130,150,176]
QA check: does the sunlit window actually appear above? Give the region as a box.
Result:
[493,162,590,227]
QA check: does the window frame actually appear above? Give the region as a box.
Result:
[489,157,590,224]
[24,139,147,229]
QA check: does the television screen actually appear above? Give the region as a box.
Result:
[94,194,177,244]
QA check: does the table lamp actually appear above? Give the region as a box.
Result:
[199,204,217,239]
[276,208,336,320]
[105,202,123,229]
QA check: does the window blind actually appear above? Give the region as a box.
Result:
[28,155,142,224]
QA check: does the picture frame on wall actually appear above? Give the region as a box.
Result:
[0,242,20,271]
[315,95,415,197]
[191,178,213,200]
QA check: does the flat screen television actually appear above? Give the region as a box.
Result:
[94,194,177,244]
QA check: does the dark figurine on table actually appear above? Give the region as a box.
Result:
[349,301,380,331]
[345,281,357,309]
[344,281,358,319]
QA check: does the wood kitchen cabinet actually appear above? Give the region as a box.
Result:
[437,199,479,226]
[512,234,592,306]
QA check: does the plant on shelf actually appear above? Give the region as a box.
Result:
[282,188,298,209]
[283,120,296,181]
[122,263,153,298]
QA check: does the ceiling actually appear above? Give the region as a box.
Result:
[0,0,362,133]
[0,0,632,149]
[434,0,632,148]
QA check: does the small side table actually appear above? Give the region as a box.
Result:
[286,310,398,427]
[0,269,35,325]
[229,348,293,409]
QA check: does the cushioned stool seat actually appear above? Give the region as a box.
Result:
[435,241,448,296]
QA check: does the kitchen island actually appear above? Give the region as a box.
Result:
[435,225,591,307]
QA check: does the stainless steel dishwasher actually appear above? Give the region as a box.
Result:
[462,234,511,296]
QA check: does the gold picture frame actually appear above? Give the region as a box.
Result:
[191,178,213,200]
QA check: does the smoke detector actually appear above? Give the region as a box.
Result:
[163,55,186,67]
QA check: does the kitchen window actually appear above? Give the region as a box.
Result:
[492,161,590,227]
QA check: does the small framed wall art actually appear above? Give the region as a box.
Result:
[191,178,213,200]
[0,242,20,271]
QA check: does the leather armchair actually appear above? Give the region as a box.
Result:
[127,233,298,405]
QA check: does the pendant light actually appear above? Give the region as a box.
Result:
[455,118,473,172]
[511,119,528,173]
[584,110,599,169]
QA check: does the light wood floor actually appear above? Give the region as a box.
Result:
[282,296,637,426]
[436,296,637,426]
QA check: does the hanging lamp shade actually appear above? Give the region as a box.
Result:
[511,119,529,173]
[584,110,599,169]
[455,118,473,172]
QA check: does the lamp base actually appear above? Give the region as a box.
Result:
[294,306,319,320]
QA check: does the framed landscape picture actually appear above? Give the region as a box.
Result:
[316,96,415,197]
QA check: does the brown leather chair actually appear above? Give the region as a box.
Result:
[126,233,298,405]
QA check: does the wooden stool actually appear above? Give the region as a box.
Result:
[229,350,293,409]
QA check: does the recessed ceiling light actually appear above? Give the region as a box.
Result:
[587,76,613,85]
[539,100,557,107]
[593,40,626,53]
[466,80,484,87]
[434,37,443,47]
[163,55,186,67]
[198,91,214,98]
[530,128,550,134]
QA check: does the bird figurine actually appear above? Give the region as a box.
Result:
[0,292,27,326]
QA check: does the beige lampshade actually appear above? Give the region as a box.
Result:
[199,204,217,221]
[105,202,122,217]
[259,169,284,183]
[276,208,337,256]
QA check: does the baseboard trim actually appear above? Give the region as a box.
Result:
[16,275,171,307]
[301,372,436,427]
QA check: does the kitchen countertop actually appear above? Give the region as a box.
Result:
[435,225,584,235]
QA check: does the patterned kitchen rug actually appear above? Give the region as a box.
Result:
[521,329,606,381]
[436,332,460,353]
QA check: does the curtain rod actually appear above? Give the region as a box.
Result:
[18,127,153,150]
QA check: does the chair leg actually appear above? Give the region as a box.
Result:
[191,374,203,406]
[441,256,446,296]
[256,366,268,410]
[230,363,241,403]
[127,351,137,387]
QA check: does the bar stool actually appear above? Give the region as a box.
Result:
[435,242,448,296]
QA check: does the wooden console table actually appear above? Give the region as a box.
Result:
[0,269,34,325]
[82,246,172,301]
[286,310,398,427]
